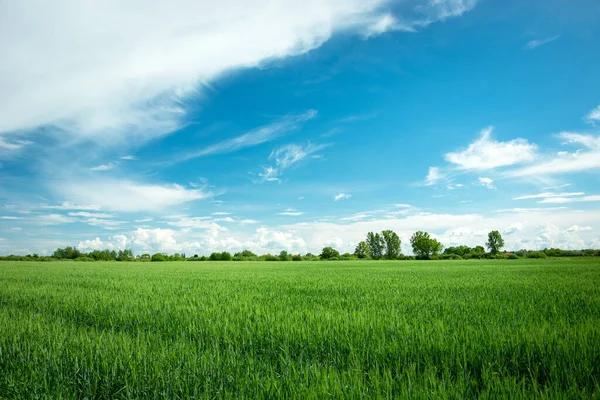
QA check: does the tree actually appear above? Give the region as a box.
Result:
[279,250,290,261]
[320,247,340,260]
[366,232,385,260]
[381,230,401,260]
[151,253,167,262]
[354,241,371,259]
[410,231,443,259]
[486,230,505,254]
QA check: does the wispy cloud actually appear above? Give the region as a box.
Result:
[68,212,115,218]
[56,179,214,212]
[513,192,584,200]
[177,110,317,165]
[256,141,329,183]
[525,35,560,50]
[90,162,115,171]
[539,195,600,204]
[41,202,101,211]
[121,155,137,161]
[0,137,33,151]
[424,167,444,186]
[508,133,600,178]
[279,208,304,216]
[334,193,352,201]
[586,105,600,125]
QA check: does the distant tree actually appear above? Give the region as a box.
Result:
[443,245,472,257]
[140,253,151,260]
[366,232,385,259]
[234,250,257,258]
[151,253,167,262]
[486,231,505,254]
[410,231,443,259]
[220,252,232,261]
[320,247,340,260]
[209,252,221,261]
[382,230,401,260]
[292,254,302,261]
[279,250,290,261]
[354,241,371,259]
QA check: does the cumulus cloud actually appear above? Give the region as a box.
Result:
[478,177,495,190]
[334,193,352,201]
[445,127,538,170]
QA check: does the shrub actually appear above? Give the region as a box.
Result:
[507,254,519,259]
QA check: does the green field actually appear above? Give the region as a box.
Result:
[1,259,599,398]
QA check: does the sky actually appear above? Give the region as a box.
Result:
[1,0,599,256]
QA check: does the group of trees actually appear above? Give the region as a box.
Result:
[354,230,402,259]
[2,230,599,262]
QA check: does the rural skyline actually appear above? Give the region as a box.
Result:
[1,0,599,256]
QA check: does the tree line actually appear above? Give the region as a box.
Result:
[1,229,599,262]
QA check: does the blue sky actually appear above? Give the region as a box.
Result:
[1,0,599,255]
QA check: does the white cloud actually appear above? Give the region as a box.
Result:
[279,208,304,216]
[68,212,115,218]
[34,214,76,225]
[84,218,126,229]
[478,177,495,190]
[212,212,231,215]
[445,127,538,170]
[566,225,592,232]
[513,192,584,200]
[525,35,560,50]
[57,180,213,212]
[180,111,317,164]
[0,216,23,220]
[90,163,115,171]
[0,1,477,144]
[424,167,444,186]
[334,193,352,201]
[503,223,524,235]
[41,202,101,211]
[121,155,136,160]
[239,219,259,225]
[586,105,600,124]
[257,141,329,183]
[0,137,33,150]
[508,133,600,178]
[539,195,600,204]
[134,218,153,223]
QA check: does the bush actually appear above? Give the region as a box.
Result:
[507,253,519,259]
[292,254,302,261]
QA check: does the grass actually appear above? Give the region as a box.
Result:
[0,259,599,399]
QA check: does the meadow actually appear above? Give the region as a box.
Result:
[0,259,599,399]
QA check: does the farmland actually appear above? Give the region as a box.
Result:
[0,259,599,398]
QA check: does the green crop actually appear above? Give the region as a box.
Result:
[1,259,599,398]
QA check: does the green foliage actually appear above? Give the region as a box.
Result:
[279,250,290,261]
[366,232,385,260]
[410,231,443,259]
[0,259,599,398]
[353,241,371,259]
[527,251,548,259]
[319,247,340,260]
[151,253,167,262]
[486,230,505,254]
[381,230,401,260]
